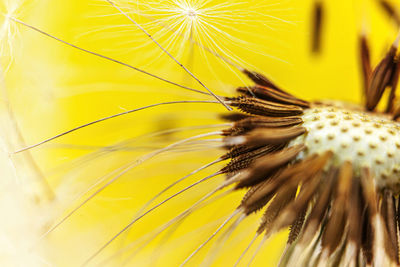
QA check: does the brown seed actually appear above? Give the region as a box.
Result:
[256,185,297,233]
[235,144,306,188]
[234,116,304,130]
[387,60,400,113]
[227,96,304,117]
[301,167,337,245]
[243,126,306,146]
[321,162,352,254]
[312,0,324,53]
[360,34,372,96]
[287,210,306,244]
[379,0,400,26]
[360,167,378,217]
[242,69,282,91]
[237,85,309,108]
[380,189,399,263]
[221,145,281,174]
[347,178,363,248]
[366,44,398,111]
[220,112,252,122]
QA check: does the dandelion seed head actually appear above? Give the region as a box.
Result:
[291,106,400,191]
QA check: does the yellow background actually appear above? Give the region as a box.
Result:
[1,0,398,266]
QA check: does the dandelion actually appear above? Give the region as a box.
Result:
[5,0,400,267]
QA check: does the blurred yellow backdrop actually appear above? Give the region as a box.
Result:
[1,0,399,266]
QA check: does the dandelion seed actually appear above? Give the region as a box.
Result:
[311,0,324,54]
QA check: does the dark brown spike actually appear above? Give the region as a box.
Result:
[379,0,400,26]
[330,238,348,267]
[221,143,277,160]
[220,112,252,122]
[240,180,269,208]
[311,0,324,53]
[366,44,398,111]
[360,34,372,97]
[274,172,323,232]
[360,167,378,264]
[221,145,258,160]
[237,86,309,108]
[387,60,400,113]
[223,116,304,136]
[360,167,378,216]
[221,145,282,174]
[227,97,304,117]
[222,156,256,174]
[288,210,306,244]
[347,177,363,250]
[235,144,306,188]
[235,116,304,129]
[222,126,247,137]
[256,185,298,234]
[242,70,282,92]
[361,208,374,264]
[241,152,331,213]
[380,189,399,263]
[321,161,353,255]
[243,126,306,147]
[300,167,337,246]
[239,173,281,215]
[393,103,400,120]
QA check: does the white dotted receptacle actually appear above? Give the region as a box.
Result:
[289,106,400,191]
